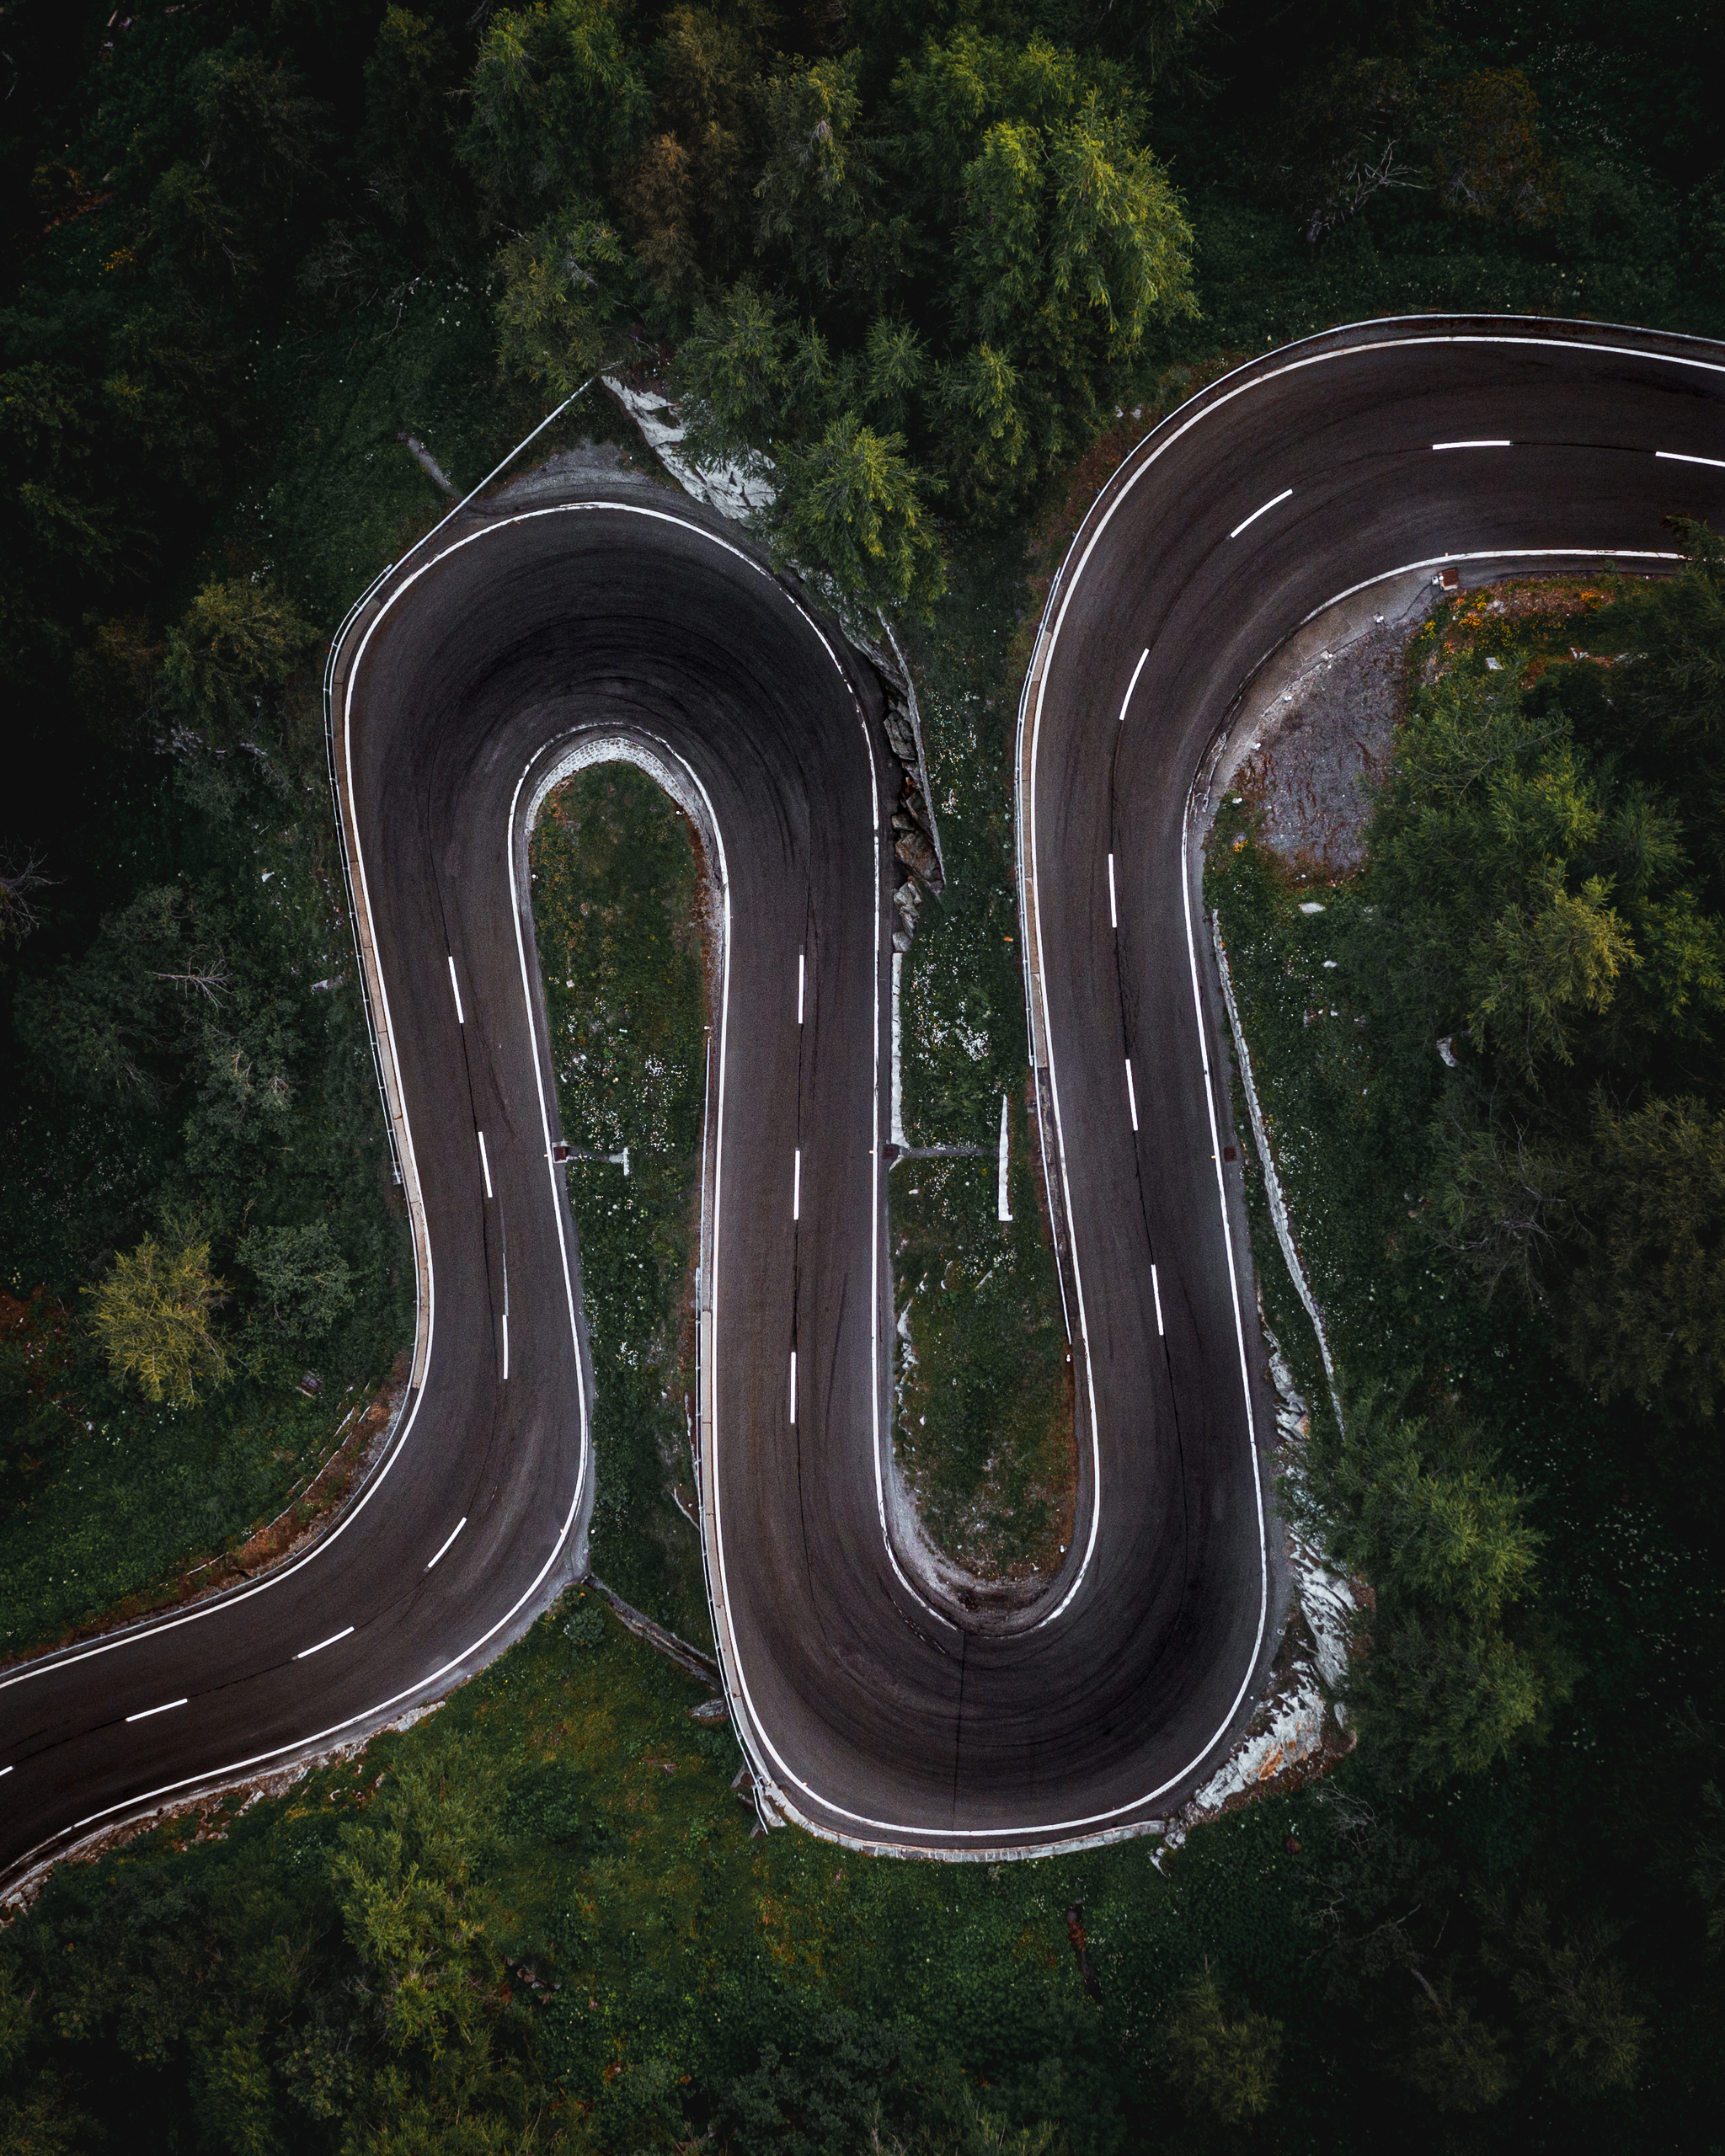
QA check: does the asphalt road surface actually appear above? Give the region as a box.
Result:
[4,317,1723,1880]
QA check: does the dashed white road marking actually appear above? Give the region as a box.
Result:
[1230,488,1292,539]
[788,1351,798,1426]
[1432,439,1510,450]
[797,950,805,1024]
[1119,647,1150,723]
[793,1148,801,1221]
[1107,851,1118,928]
[447,954,464,1023]
[296,1626,355,1661]
[1152,1263,1165,1337]
[1125,1057,1140,1132]
[477,1129,493,1198]
[1657,449,1725,468]
[426,1518,467,1571]
[126,1700,187,1723]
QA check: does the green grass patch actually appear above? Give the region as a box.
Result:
[4,1571,1390,2152]
[893,541,1074,1582]
[530,766,710,1649]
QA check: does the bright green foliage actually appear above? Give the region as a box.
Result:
[1337,534,1725,1417]
[1477,873,1636,1078]
[86,1225,230,1406]
[682,28,1196,550]
[677,296,948,612]
[481,9,1197,611]
[773,411,946,616]
[1333,1428,1540,1625]
[160,579,318,750]
[493,205,629,394]
[1358,674,1645,1079]
[1304,1401,1551,1781]
[333,1758,499,2062]
[891,32,1195,503]
[1162,1972,1284,2123]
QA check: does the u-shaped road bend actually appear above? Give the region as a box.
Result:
[3,315,1722,1878]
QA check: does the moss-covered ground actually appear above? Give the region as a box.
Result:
[530,766,711,1649]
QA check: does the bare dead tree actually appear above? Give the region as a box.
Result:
[0,851,53,946]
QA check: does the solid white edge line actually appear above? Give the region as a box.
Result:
[1178,781,1271,1752]
[773,328,1722,1846]
[1119,646,1150,723]
[477,1129,493,1199]
[7,650,636,1866]
[425,1518,467,1570]
[296,1625,354,1661]
[1296,547,1682,628]
[793,1148,801,1221]
[1151,1263,1165,1338]
[447,953,465,1024]
[126,1700,187,1723]
[1229,487,1292,540]
[15,332,1719,1857]
[1023,609,1105,1642]
[1124,1057,1139,1131]
[1656,449,1725,468]
[1432,439,1511,449]
[1107,851,1117,927]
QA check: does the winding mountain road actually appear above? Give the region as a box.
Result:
[3,316,1722,1879]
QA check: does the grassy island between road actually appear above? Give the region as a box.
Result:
[530,764,713,1652]
[5,0,1725,2139]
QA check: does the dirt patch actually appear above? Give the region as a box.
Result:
[1233,611,1420,878]
[1228,571,1634,882]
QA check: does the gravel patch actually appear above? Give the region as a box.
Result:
[1232,590,1437,876]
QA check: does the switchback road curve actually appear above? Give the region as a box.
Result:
[3,316,1723,1879]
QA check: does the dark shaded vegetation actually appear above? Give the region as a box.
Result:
[2,0,1722,2143]
[1208,540,1725,2148]
[531,766,712,1648]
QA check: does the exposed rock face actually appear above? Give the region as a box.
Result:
[866,631,945,954]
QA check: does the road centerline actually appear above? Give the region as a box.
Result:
[1229,488,1292,539]
[126,1700,187,1724]
[296,1626,355,1661]
[426,1518,467,1570]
